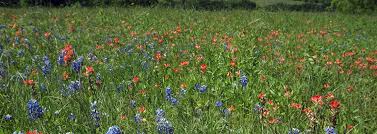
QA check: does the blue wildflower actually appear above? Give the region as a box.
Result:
[198,85,207,93]
[17,49,24,57]
[253,103,263,113]
[39,83,46,92]
[4,114,12,121]
[325,126,337,134]
[27,99,44,121]
[222,108,231,116]
[240,75,248,88]
[88,53,97,62]
[288,128,300,134]
[130,100,136,108]
[90,101,100,127]
[169,97,178,105]
[215,101,223,107]
[155,108,174,134]
[165,87,172,97]
[0,62,6,78]
[68,81,81,93]
[0,43,2,55]
[156,109,165,118]
[57,52,65,65]
[165,87,178,105]
[68,113,76,121]
[106,126,122,134]
[135,113,142,124]
[42,56,51,76]
[12,131,24,134]
[0,24,6,29]
[194,83,200,90]
[71,56,84,73]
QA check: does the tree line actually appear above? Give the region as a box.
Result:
[0,0,376,13]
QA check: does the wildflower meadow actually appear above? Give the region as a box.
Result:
[0,6,376,134]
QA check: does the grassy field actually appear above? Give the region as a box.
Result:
[0,7,376,133]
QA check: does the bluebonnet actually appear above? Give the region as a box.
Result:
[68,81,81,94]
[116,84,124,93]
[141,61,149,70]
[169,97,178,105]
[130,100,136,108]
[194,83,207,93]
[288,128,300,134]
[156,109,165,118]
[87,53,97,62]
[325,127,337,134]
[17,49,24,57]
[39,83,46,92]
[57,52,65,65]
[0,62,6,78]
[4,114,12,121]
[90,101,100,127]
[165,87,178,105]
[42,56,51,76]
[194,83,200,90]
[0,24,6,29]
[27,99,44,121]
[180,88,187,95]
[12,131,24,134]
[198,85,207,93]
[72,56,84,73]
[155,108,174,134]
[165,87,172,100]
[253,103,263,113]
[135,113,142,123]
[68,113,76,121]
[15,37,20,45]
[240,75,248,88]
[215,101,223,107]
[106,126,122,134]
[0,43,3,55]
[222,108,231,116]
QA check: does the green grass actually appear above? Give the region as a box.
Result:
[0,7,376,133]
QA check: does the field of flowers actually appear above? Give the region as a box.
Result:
[0,7,376,133]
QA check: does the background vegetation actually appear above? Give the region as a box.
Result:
[0,0,376,13]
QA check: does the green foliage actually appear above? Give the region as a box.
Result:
[331,0,376,13]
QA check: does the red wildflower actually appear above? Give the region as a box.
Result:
[85,66,95,76]
[342,51,355,57]
[132,76,139,83]
[311,95,323,105]
[26,130,42,134]
[228,105,236,112]
[138,106,146,113]
[180,61,189,66]
[195,44,201,49]
[329,100,341,110]
[163,63,170,68]
[114,37,120,44]
[62,44,74,63]
[44,32,51,39]
[290,103,302,110]
[154,52,162,61]
[120,114,127,120]
[230,60,236,67]
[258,92,265,100]
[323,83,330,89]
[347,124,353,130]
[23,80,35,86]
[63,71,70,80]
[325,92,335,99]
[370,65,377,70]
[200,64,207,73]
